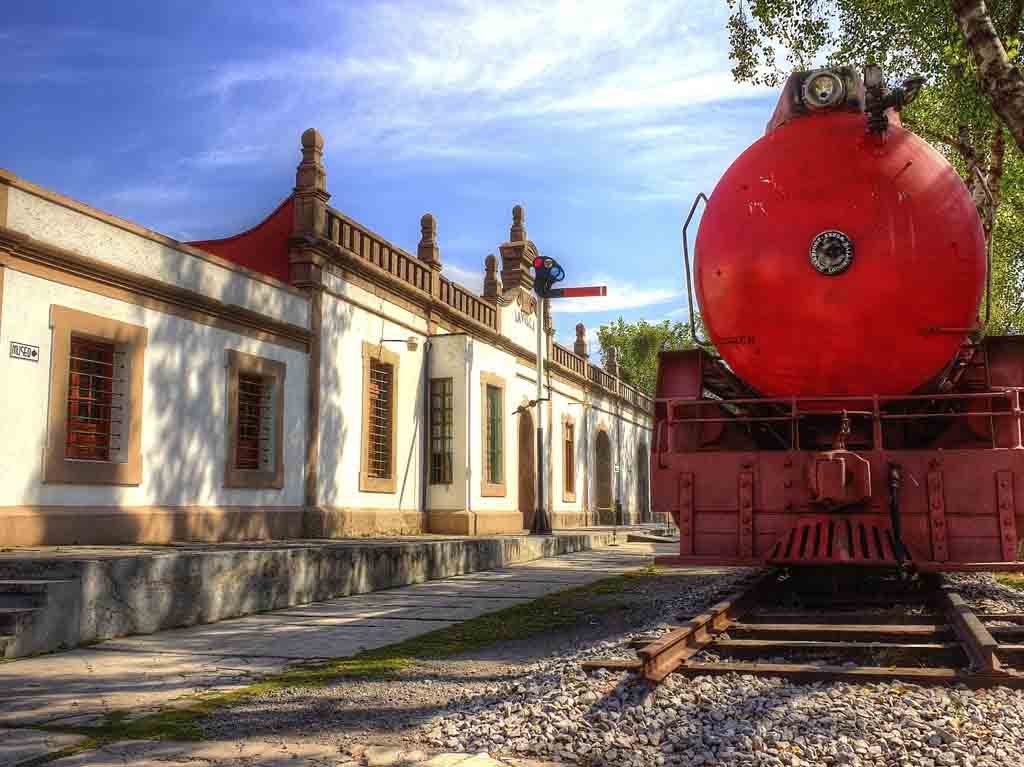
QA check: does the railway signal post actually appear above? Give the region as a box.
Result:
[531,255,606,535]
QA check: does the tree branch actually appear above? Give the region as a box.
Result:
[905,121,976,161]
[952,0,1024,151]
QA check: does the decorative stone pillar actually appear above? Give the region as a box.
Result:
[417,213,442,271]
[292,128,330,239]
[606,347,620,378]
[498,204,536,293]
[574,322,589,358]
[483,254,502,299]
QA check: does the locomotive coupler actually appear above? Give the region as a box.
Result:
[806,448,871,508]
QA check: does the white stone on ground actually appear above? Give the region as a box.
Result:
[418,572,1024,767]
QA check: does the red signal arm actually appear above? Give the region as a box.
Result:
[548,286,607,298]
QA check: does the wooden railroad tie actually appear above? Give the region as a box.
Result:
[581,569,1024,688]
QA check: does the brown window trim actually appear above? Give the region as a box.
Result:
[562,414,577,503]
[45,305,147,485]
[224,349,286,489]
[360,341,400,493]
[480,371,507,498]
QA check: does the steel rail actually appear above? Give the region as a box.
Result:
[583,570,1024,688]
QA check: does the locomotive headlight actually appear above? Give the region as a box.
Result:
[802,70,845,110]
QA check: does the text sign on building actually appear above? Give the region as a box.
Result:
[10,342,39,362]
[513,310,536,330]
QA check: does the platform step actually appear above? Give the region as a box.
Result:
[0,579,75,608]
[0,606,41,635]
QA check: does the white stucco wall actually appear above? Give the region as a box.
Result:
[427,334,469,512]
[317,283,426,511]
[498,298,539,351]
[583,390,653,521]
[0,267,308,506]
[465,339,518,513]
[5,186,309,329]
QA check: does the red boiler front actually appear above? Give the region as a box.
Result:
[694,110,986,398]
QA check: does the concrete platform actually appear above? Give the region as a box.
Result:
[0,542,662,729]
[0,526,662,658]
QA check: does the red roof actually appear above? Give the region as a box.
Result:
[187,197,294,283]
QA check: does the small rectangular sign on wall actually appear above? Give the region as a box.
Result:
[10,342,39,362]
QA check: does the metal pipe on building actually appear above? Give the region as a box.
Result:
[420,338,432,521]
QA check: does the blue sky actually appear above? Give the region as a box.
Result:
[2,1,776,349]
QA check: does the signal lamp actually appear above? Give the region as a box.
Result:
[802,70,845,109]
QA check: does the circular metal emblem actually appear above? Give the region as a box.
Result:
[809,230,854,275]
[802,70,845,110]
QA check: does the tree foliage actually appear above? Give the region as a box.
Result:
[726,0,1024,332]
[595,318,698,395]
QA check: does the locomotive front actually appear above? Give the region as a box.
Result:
[695,66,986,397]
[655,66,1024,571]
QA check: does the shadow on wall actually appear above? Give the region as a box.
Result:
[17,250,309,548]
[316,299,352,511]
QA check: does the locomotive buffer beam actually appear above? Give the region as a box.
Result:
[582,571,1024,688]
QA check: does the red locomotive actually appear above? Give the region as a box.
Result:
[654,66,1024,571]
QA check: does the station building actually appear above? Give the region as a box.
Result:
[0,129,654,546]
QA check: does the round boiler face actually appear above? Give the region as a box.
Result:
[694,111,986,398]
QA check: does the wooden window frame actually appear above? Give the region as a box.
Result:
[480,371,506,497]
[430,377,454,485]
[224,349,286,489]
[562,414,577,502]
[45,305,147,485]
[360,342,399,493]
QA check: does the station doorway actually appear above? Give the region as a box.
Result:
[595,430,613,525]
[636,440,650,523]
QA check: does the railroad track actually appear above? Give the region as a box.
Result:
[582,569,1024,688]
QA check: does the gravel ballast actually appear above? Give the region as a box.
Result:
[419,573,1024,767]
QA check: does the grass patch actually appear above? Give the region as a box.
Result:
[42,571,645,748]
[995,573,1024,590]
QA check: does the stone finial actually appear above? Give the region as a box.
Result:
[293,128,330,237]
[606,347,620,378]
[417,213,441,271]
[296,128,326,194]
[573,322,589,358]
[483,253,502,299]
[499,203,535,292]
[510,204,527,242]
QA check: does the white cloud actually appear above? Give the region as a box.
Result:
[198,0,768,166]
[184,145,275,169]
[549,276,680,314]
[105,183,191,207]
[442,262,485,294]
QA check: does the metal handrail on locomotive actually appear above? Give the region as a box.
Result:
[655,65,1024,572]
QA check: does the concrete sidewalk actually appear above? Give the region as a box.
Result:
[0,542,660,766]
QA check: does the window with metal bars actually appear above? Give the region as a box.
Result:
[485,384,503,485]
[66,337,124,461]
[564,422,575,495]
[367,360,394,480]
[430,378,453,484]
[236,373,273,470]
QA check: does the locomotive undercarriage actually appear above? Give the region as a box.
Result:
[652,338,1024,571]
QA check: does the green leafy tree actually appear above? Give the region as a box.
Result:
[596,318,700,394]
[726,0,1024,331]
